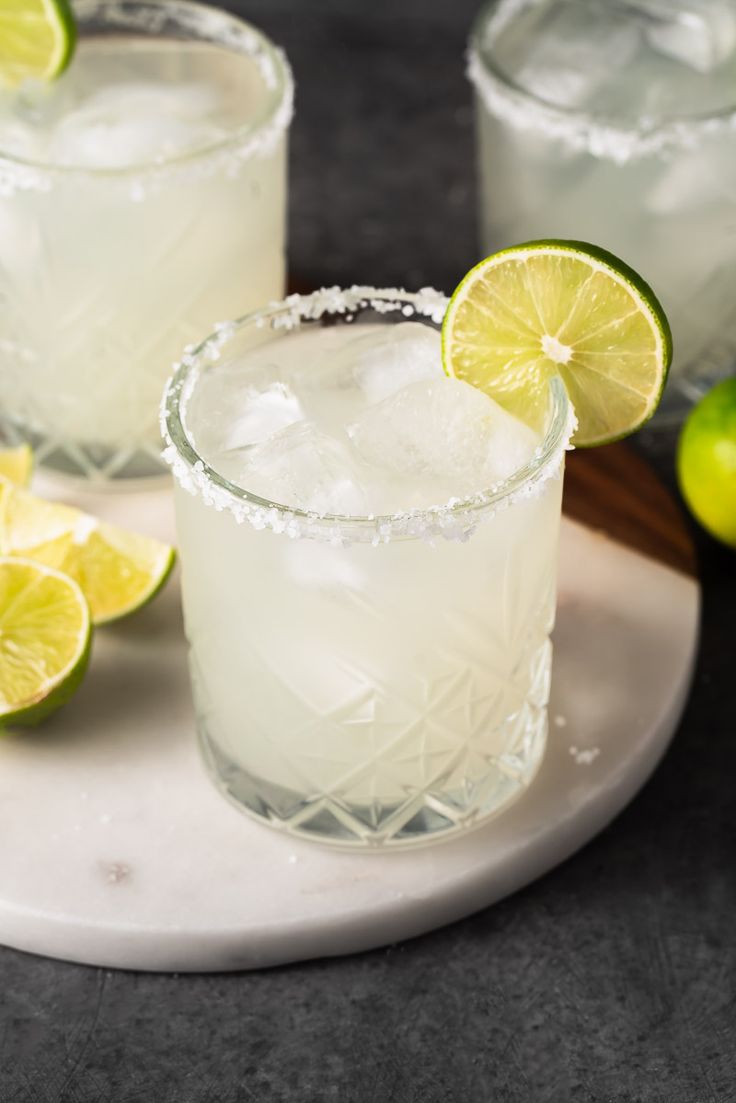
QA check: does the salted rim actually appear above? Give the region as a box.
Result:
[469,0,736,163]
[160,286,576,546]
[0,0,293,180]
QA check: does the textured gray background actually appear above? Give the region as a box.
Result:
[3,2,736,1101]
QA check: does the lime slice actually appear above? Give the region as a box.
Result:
[442,240,672,447]
[0,0,76,88]
[0,483,176,625]
[0,557,91,727]
[677,378,736,548]
[0,444,33,487]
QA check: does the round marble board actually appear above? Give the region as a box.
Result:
[0,446,699,972]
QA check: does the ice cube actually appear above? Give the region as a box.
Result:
[630,0,736,72]
[350,322,443,403]
[184,356,305,459]
[512,1,640,109]
[303,322,442,402]
[348,378,538,496]
[284,540,365,591]
[216,422,368,516]
[0,79,69,162]
[87,82,219,119]
[219,381,304,451]
[49,82,225,168]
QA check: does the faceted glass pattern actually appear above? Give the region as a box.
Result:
[175,470,563,848]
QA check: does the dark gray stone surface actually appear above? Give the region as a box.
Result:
[2,3,736,1100]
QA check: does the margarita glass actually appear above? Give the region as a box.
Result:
[0,0,292,482]
[469,0,736,409]
[162,287,574,848]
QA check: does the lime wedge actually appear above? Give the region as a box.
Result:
[0,444,33,487]
[0,482,176,625]
[0,0,76,87]
[0,557,91,727]
[442,240,672,447]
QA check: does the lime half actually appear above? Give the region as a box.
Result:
[0,445,33,487]
[0,482,176,625]
[442,240,672,447]
[0,557,91,727]
[0,0,76,88]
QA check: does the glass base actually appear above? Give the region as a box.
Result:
[0,418,166,482]
[197,712,548,850]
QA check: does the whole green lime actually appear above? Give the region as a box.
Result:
[677,378,736,548]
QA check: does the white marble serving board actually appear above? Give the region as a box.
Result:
[0,480,699,972]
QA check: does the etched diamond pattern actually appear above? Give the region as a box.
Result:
[190,622,553,848]
[0,156,284,481]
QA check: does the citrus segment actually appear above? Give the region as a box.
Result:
[0,482,175,624]
[0,557,91,727]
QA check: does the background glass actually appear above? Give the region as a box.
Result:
[0,0,292,482]
[469,0,736,415]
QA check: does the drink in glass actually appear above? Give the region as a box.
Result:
[0,0,292,482]
[469,0,736,407]
[162,287,574,847]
